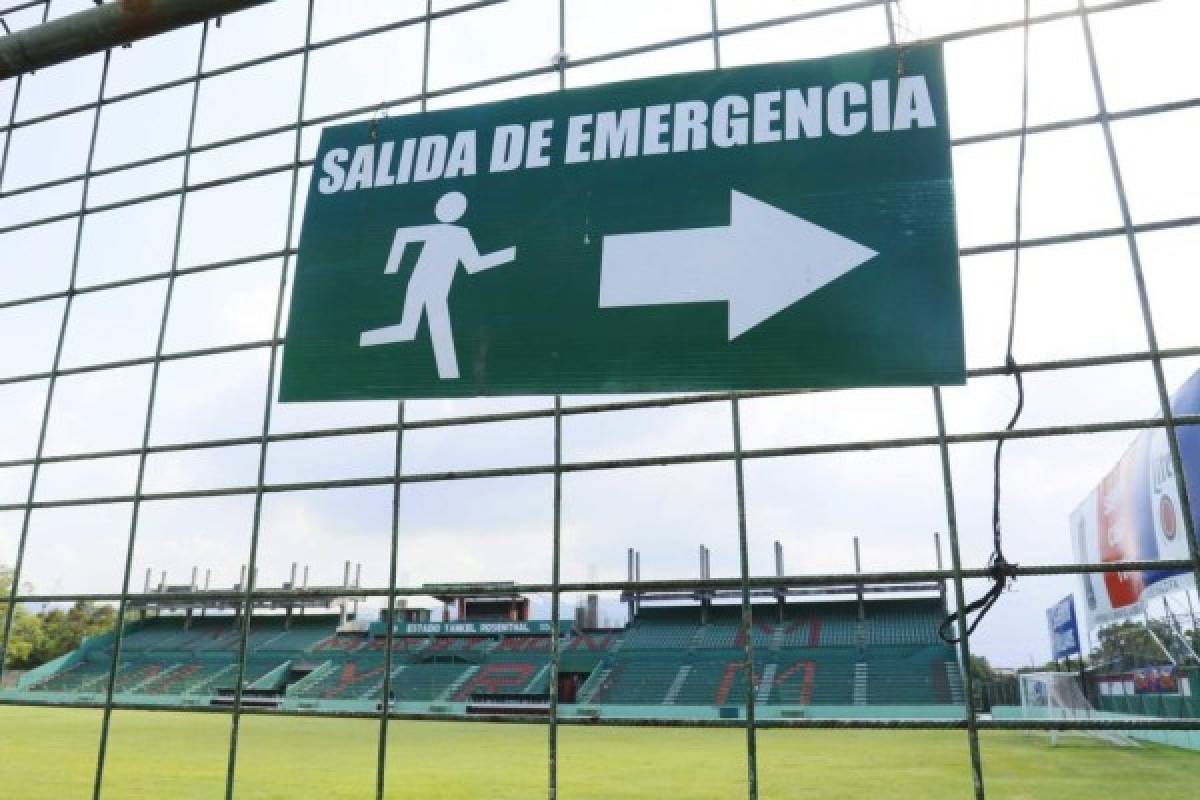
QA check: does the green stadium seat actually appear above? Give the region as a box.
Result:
[16,599,961,711]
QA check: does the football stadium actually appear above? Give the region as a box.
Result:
[4,567,1200,798]
[2,564,961,712]
[2,569,1200,797]
[2,0,1200,798]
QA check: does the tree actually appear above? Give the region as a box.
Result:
[969,655,1006,710]
[1,565,117,670]
[969,655,994,681]
[0,563,34,668]
[1090,619,1175,668]
[22,601,116,668]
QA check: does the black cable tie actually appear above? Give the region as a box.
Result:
[939,556,1017,645]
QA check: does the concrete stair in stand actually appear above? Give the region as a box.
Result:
[853,662,868,705]
[130,663,184,694]
[944,662,964,704]
[577,666,610,704]
[523,663,550,693]
[362,664,407,700]
[757,663,777,704]
[438,666,479,702]
[663,665,692,704]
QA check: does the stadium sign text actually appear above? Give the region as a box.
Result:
[390,621,572,636]
[282,44,964,400]
[315,77,937,191]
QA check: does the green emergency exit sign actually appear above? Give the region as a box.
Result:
[281,44,964,401]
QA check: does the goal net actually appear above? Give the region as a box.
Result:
[1019,672,1135,747]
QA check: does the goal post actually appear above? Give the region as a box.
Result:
[1019,672,1135,747]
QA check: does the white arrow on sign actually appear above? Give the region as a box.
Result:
[598,190,878,339]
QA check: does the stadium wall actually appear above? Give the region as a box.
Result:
[992,705,1200,751]
[0,686,965,722]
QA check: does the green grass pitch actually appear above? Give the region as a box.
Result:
[2,706,1198,799]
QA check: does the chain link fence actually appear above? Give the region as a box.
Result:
[0,0,1197,798]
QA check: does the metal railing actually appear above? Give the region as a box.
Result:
[0,1,1197,799]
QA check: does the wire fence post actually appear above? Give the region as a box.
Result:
[374,401,407,800]
[888,10,981,797]
[91,14,215,793]
[546,6,568,799]
[548,393,564,799]
[732,397,760,800]
[932,387,986,800]
[223,3,315,798]
[0,0,54,682]
[706,7,758,796]
[375,3,433,797]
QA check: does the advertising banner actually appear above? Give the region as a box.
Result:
[1046,594,1082,659]
[1070,369,1200,629]
[1133,665,1180,695]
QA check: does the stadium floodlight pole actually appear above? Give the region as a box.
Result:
[635,551,642,615]
[854,537,865,626]
[773,542,785,621]
[223,4,315,798]
[626,548,635,621]
[1187,591,1198,637]
[0,0,53,691]
[1077,0,1200,604]
[91,18,211,796]
[934,532,947,611]
[0,0,277,80]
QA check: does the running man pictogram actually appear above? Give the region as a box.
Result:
[360,191,516,379]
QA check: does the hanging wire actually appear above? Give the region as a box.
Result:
[940,0,1031,644]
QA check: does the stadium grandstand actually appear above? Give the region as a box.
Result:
[1,546,964,720]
